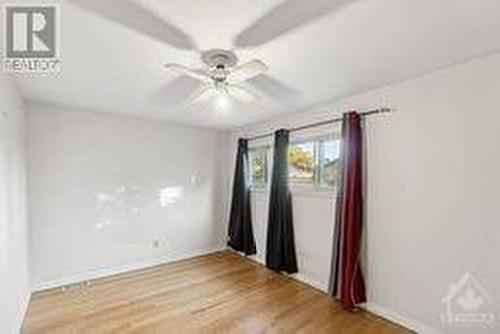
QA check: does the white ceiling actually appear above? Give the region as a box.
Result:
[12,0,500,129]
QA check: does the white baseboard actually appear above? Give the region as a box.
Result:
[31,247,439,334]
[229,250,438,334]
[291,273,326,291]
[363,302,442,334]
[11,290,31,334]
[229,250,327,292]
[31,246,225,292]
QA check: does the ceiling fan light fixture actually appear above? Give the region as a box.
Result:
[214,94,230,109]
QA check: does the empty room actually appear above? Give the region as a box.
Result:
[1,0,499,333]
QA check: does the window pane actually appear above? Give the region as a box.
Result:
[319,139,340,187]
[249,148,267,187]
[289,142,316,184]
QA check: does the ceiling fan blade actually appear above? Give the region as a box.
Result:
[228,60,268,84]
[235,0,350,47]
[247,74,300,104]
[228,85,259,104]
[187,85,214,105]
[68,0,197,50]
[164,64,209,82]
[150,76,201,106]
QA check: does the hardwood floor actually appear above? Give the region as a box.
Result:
[23,251,411,333]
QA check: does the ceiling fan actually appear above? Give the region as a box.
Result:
[68,0,348,108]
[164,49,267,106]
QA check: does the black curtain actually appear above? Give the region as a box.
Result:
[266,129,298,273]
[227,138,256,255]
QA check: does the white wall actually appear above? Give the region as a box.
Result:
[0,74,30,334]
[27,104,231,290]
[232,53,500,333]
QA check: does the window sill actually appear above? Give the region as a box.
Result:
[250,187,267,194]
[251,186,336,198]
[290,186,336,198]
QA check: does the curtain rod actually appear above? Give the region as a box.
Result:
[246,107,392,141]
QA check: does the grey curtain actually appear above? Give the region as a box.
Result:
[227,138,256,255]
[265,129,298,273]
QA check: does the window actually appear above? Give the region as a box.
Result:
[249,146,268,188]
[318,139,340,188]
[248,138,340,190]
[289,138,340,188]
[288,141,315,184]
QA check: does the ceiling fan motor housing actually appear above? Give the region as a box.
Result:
[202,49,238,83]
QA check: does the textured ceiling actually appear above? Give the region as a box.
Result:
[11,0,500,128]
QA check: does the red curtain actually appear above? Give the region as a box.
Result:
[329,111,366,309]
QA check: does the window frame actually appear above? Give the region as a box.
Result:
[287,139,318,187]
[248,145,269,189]
[316,137,340,189]
[288,135,340,191]
[247,135,340,193]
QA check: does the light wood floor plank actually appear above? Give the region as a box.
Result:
[23,251,412,334]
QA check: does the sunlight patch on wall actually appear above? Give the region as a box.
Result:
[159,186,184,207]
[95,187,141,230]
